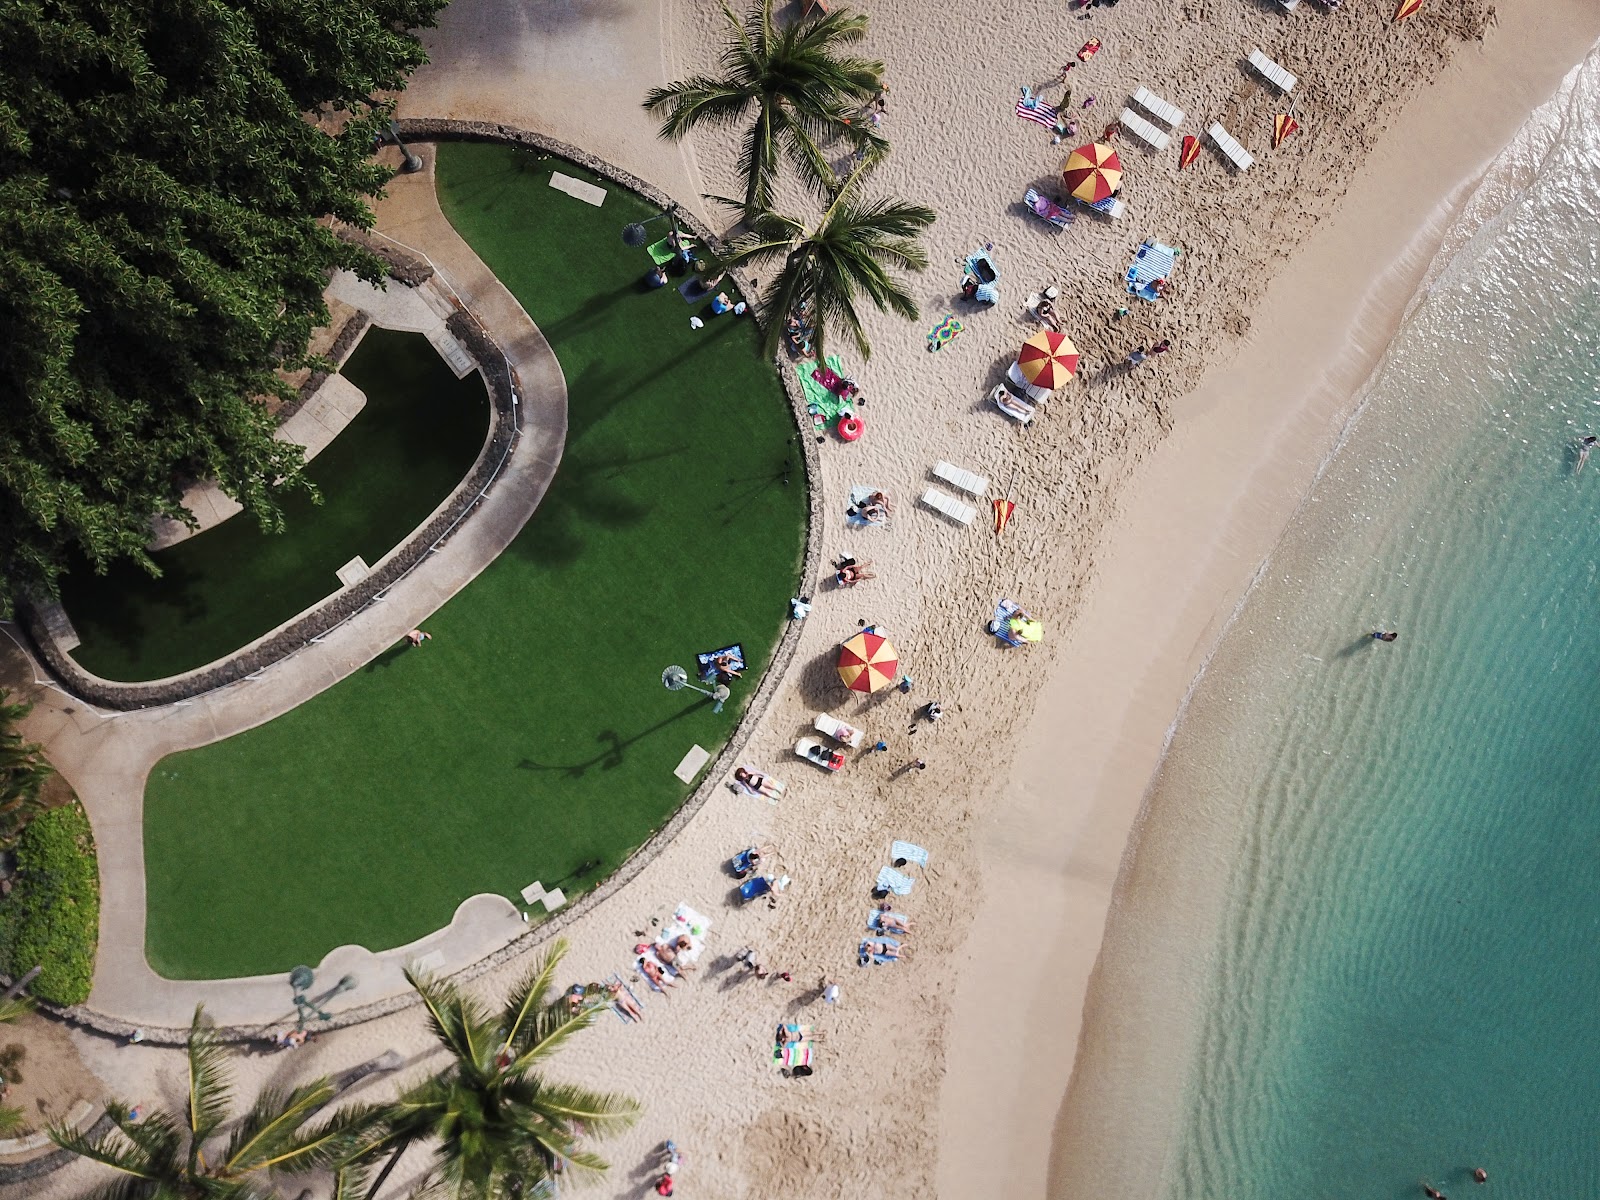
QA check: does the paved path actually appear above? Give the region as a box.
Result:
[9,149,568,1030]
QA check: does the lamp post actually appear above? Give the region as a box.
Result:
[386,121,423,174]
[662,665,731,713]
[288,966,361,1030]
[622,204,680,247]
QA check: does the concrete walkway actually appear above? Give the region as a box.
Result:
[10,148,569,1031]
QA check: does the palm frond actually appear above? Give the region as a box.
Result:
[640,78,752,139]
[502,1001,603,1077]
[0,996,33,1024]
[497,939,567,1056]
[184,1005,234,1144]
[523,1080,641,1131]
[0,1105,26,1137]
[220,1078,341,1174]
[406,969,491,1072]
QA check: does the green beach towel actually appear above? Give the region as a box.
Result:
[645,236,679,266]
[796,355,855,425]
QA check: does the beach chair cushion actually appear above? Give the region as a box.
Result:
[1207,123,1255,171]
[1131,86,1185,128]
[1119,109,1170,150]
[1247,49,1297,93]
[921,487,977,525]
[932,461,988,497]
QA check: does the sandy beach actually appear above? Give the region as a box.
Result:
[14,0,1600,1197]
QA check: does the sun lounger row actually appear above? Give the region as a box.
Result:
[1119,108,1169,151]
[1131,86,1184,128]
[1247,48,1297,93]
[1207,122,1255,171]
[921,487,976,525]
[933,461,987,497]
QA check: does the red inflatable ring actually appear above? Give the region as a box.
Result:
[837,415,864,441]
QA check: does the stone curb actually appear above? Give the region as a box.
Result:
[17,127,823,1045]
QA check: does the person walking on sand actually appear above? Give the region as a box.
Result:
[1578,434,1597,474]
[820,977,840,1005]
[1371,630,1399,643]
[405,629,431,646]
[1151,339,1171,355]
[1126,346,1148,367]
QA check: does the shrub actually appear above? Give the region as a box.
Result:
[0,802,99,1005]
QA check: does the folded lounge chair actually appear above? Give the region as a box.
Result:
[932,461,988,497]
[1207,122,1255,171]
[921,487,977,525]
[1119,109,1170,151]
[1247,48,1297,93]
[1131,86,1185,128]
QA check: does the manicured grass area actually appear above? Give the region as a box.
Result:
[60,329,489,681]
[142,145,807,979]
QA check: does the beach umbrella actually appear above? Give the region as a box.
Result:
[1062,143,1122,204]
[1015,329,1080,390]
[1393,0,1423,19]
[1273,114,1299,148]
[1178,134,1202,169]
[837,629,899,693]
[993,497,1016,536]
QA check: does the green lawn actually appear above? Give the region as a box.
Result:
[61,328,489,681]
[142,144,807,979]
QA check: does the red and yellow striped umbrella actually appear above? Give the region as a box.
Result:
[1016,329,1080,390]
[1393,0,1423,20]
[1273,114,1299,148]
[1178,134,1202,169]
[837,630,900,693]
[1062,143,1122,203]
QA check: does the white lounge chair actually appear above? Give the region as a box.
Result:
[1131,86,1184,128]
[1119,108,1170,151]
[1207,122,1255,171]
[1247,48,1297,93]
[990,384,1035,425]
[1277,0,1300,9]
[814,712,864,748]
[1084,194,1125,220]
[921,487,976,526]
[932,461,988,497]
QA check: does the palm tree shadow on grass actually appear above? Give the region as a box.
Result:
[516,697,712,778]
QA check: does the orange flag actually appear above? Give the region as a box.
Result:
[1178,134,1201,169]
[1393,0,1423,20]
[1273,114,1299,148]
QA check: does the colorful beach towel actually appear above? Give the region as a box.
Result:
[797,355,855,423]
[1015,97,1060,128]
[1126,241,1179,301]
[645,236,679,266]
[926,314,964,351]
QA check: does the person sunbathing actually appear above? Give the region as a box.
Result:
[638,957,677,990]
[733,767,783,799]
[777,1022,810,1044]
[655,941,694,970]
[861,939,906,960]
[711,652,743,680]
[710,292,732,314]
[566,984,588,1014]
[874,906,912,934]
[836,560,876,586]
[646,265,669,288]
[606,982,645,1021]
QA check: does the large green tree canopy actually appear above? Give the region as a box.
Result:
[0,0,447,615]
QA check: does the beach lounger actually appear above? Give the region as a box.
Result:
[1023,188,1075,230]
[1119,109,1170,151]
[859,936,902,966]
[1084,194,1125,220]
[1207,122,1255,171]
[814,712,864,748]
[796,736,845,771]
[875,865,916,895]
[1131,86,1185,128]
[1246,49,1297,93]
[932,461,988,498]
[921,487,976,526]
[990,384,1035,425]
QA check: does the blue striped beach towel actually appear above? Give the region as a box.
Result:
[890,841,929,868]
[1126,241,1179,299]
[876,866,915,895]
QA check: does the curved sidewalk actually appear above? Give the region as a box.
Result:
[11,146,569,1031]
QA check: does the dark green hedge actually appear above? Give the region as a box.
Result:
[0,802,99,1005]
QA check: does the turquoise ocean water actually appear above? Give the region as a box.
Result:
[1144,47,1600,1200]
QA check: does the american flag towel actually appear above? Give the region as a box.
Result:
[1015,98,1059,127]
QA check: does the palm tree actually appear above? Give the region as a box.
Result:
[51,1005,376,1200]
[712,160,934,361]
[0,690,54,849]
[643,0,886,214]
[368,940,638,1200]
